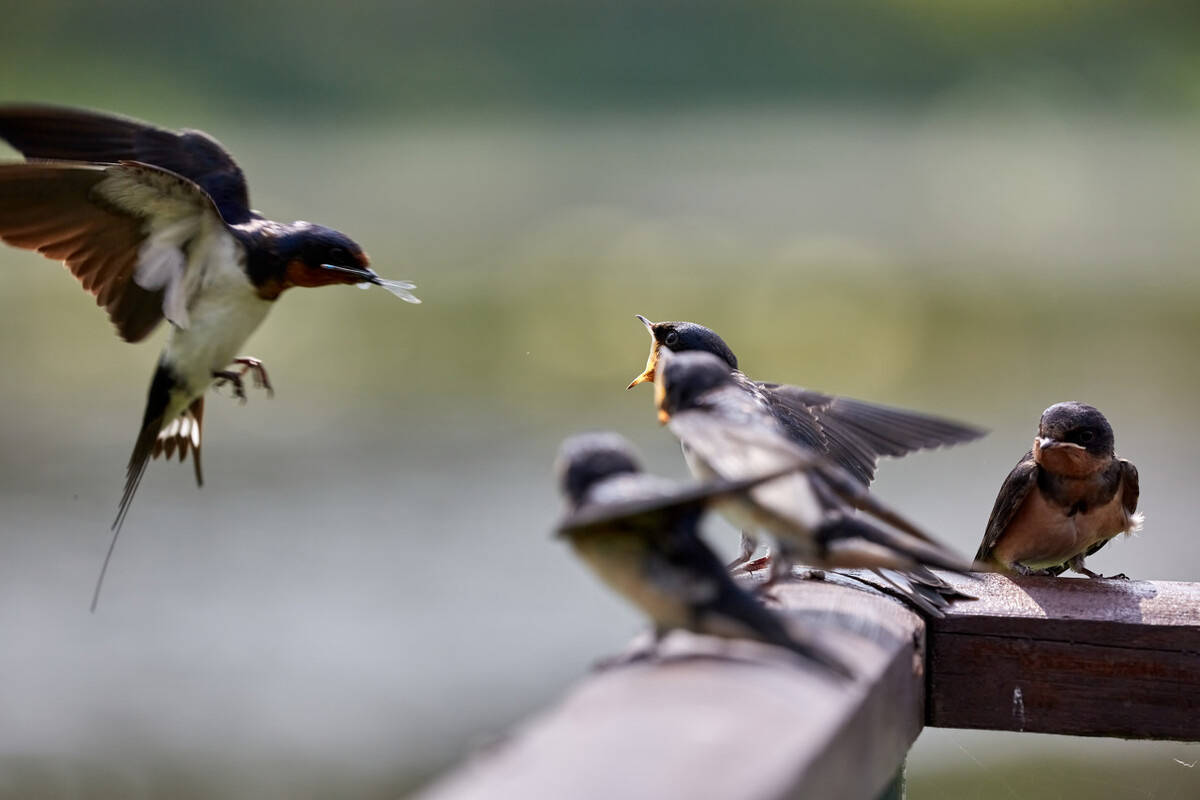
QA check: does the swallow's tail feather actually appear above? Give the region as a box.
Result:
[818,513,970,575]
[702,585,853,678]
[91,361,176,612]
[152,396,204,486]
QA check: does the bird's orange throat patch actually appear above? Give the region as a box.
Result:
[285,258,347,289]
[628,342,660,389]
[1033,438,1106,478]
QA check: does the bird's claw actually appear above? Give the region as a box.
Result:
[212,369,248,403]
[213,357,273,404]
[233,357,274,398]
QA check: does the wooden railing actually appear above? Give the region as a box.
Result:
[417,573,1200,800]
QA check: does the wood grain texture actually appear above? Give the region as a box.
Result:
[927,572,1200,740]
[419,580,926,800]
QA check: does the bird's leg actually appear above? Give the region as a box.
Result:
[212,370,248,403]
[232,357,274,397]
[728,531,760,572]
[1067,554,1129,580]
[592,628,662,671]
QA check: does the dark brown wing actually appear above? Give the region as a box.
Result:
[1120,459,1139,516]
[975,453,1038,564]
[762,383,986,486]
[0,163,163,341]
[0,104,251,223]
[0,161,229,342]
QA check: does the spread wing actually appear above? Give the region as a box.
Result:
[557,462,807,536]
[975,453,1038,564]
[0,161,233,341]
[761,383,986,486]
[0,104,252,224]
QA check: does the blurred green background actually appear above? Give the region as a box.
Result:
[2,1,1200,797]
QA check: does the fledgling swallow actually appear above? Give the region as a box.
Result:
[976,402,1142,578]
[653,350,972,614]
[555,432,851,677]
[0,105,420,609]
[627,317,984,576]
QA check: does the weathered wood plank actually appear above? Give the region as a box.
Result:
[926,573,1200,740]
[419,581,925,800]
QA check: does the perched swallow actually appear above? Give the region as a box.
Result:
[653,350,971,613]
[0,105,420,608]
[976,402,1142,578]
[556,432,850,676]
[627,316,984,569]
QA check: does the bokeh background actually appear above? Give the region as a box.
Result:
[3,2,1200,797]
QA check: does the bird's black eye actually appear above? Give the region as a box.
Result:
[328,248,346,262]
[1078,430,1095,444]
[664,331,679,347]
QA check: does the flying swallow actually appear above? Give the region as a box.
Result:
[653,350,971,613]
[556,432,851,676]
[976,402,1142,578]
[0,105,420,608]
[627,316,984,570]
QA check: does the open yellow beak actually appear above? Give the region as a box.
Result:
[627,345,659,389]
[626,314,658,389]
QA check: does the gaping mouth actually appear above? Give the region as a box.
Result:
[321,264,422,304]
[626,315,658,389]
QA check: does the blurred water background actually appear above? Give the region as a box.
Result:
[3,2,1200,797]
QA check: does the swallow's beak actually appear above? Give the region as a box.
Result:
[1036,436,1059,450]
[321,263,378,283]
[322,264,421,304]
[627,315,658,389]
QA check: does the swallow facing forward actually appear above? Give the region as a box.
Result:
[556,432,850,676]
[976,402,1142,578]
[627,316,984,570]
[654,350,970,610]
[0,105,420,608]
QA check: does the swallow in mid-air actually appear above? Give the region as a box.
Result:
[653,350,970,613]
[976,402,1141,578]
[555,432,851,676]
[627,317,984,569]
[0,105,420,608]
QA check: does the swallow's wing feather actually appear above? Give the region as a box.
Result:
[0,161,231,341]
[0,105,252,223]
[975,454,1038,564]
[1120,459,1139,516]
[558,461,811,536]
[762,383,986,486]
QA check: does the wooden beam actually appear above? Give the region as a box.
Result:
[926,573,1200,740]
[419,580,925,800]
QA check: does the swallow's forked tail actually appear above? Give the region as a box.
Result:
[91,362,182,612]
[92,414,161,612]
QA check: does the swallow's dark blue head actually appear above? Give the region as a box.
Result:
[627,316,738,389]
[277,222,374,288]
[1037,401,1115,457]
[557,432,643,506]
[654,350,735,422]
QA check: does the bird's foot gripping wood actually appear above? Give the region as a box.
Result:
[1068,554,1129,580]
[213,357,273,403]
